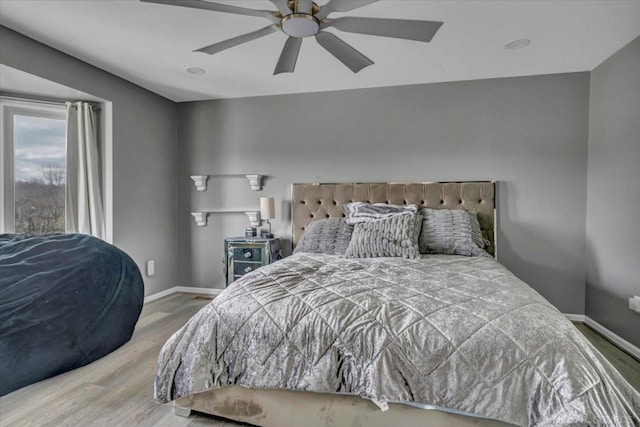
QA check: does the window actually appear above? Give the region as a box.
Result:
[1,99,67,234]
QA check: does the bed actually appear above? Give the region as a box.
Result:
[0,233,144,396]
[154,182,640,426]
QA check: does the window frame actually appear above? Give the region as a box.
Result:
[0,98,67,233]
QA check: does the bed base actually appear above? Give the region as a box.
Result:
[173,386,514,427]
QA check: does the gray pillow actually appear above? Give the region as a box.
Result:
[345,213,420,259]
[294,218,354,256]
[418,208,486,256]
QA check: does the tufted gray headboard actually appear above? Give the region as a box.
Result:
[291,181,497,257]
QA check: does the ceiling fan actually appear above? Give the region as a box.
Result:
[140,0,443,75]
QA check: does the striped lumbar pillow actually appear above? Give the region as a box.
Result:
[344,202,418,224]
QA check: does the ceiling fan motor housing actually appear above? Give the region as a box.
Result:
[281,13,320,38]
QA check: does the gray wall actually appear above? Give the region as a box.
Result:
[586,36,640,347]
[178,72,590,314]
[0,26,179,296]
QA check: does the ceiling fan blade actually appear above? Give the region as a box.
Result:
[194,26,277,55]
[274,37,303,75]
[315,0,379,21]
[326,17,443,42]
[268,0,292,16]
[298,0,313,14]
[315,31,373,73]
[140,0,280,24]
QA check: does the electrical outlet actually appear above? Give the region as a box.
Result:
[146,260,155,277]
[630,296,640,314]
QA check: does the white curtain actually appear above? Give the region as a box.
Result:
[65,102,105,239]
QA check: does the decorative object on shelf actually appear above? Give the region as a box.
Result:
[245,211,261,227]
[260,197,275,238]
[191,212,208,227]
[223,237,282,287]
[245,227,257,237]
[190,175,208,192]
[246,174,264,191]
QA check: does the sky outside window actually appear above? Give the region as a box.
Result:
[14,115,66,181]
[13,114,67,234]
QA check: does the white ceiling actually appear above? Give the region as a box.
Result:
[1,0,639,102]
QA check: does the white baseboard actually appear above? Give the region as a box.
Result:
[563,313,585,322]
[583,316,640,360]
[564,313,640,360]
[144,286,223,304]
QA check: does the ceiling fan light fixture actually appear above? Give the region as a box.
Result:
[281,14,320,38]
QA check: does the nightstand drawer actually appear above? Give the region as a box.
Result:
[233,247,262,262]
[233,261,261,276]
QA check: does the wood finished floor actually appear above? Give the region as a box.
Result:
[1,292,638,427]
[0,293,248,427]
[574,323,640,391]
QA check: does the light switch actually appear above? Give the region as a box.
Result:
[146,260,155,277]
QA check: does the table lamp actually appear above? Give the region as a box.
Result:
[260,197,275,238]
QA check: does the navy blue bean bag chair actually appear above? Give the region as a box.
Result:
[0,233,144,395]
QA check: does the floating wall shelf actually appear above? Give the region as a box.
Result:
[189,173,268,226]
[190,210,260,227]
[190,174,266,191]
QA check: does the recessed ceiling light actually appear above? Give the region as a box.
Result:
[504,39,530,50]
[186,67,206,75]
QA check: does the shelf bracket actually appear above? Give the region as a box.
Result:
[191,212,208,227]
[245,174,263,191]
[190,175,208,192]
[245,211,261,227]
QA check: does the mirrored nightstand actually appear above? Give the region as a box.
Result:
[224,237,281,287]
